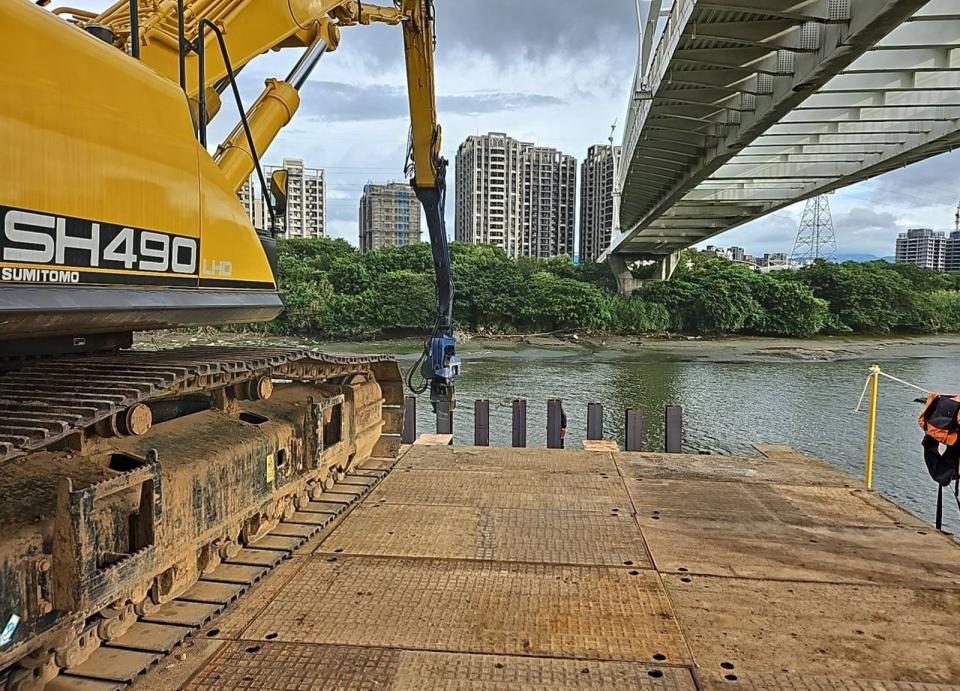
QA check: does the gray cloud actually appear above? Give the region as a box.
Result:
[869,151,960,209]
[333,1,639,69]
[296,81,564,122]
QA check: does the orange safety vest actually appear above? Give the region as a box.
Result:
[918,393,960,447]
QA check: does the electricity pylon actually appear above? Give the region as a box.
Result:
[791,194,838,265]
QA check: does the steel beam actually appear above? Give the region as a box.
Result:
[609,0,947,262]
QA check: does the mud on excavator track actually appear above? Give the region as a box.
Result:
[0,347,403,690]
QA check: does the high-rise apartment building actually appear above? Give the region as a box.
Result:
[522,147,577,258]
[895,228,946,271]
[239,158,325,239]
[455,133,527,256]
[945,230,960,272]
[579,144,621,262]
[455,133,577,259]
[359,182,422,252]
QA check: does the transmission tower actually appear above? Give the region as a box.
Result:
[791,194,838,265]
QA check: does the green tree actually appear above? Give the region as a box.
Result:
[328,257,371,296]
[367,271,436,330]
[610,297,671,334]
[527,272,612,331]
[752,278,828,337]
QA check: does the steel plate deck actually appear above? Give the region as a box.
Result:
[238,555,686,662]
[367,467,631,512]
[318,503,651,567]
[185,643,697,690]
[170,445,960,690]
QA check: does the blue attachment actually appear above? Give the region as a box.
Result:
[424,334,461,400]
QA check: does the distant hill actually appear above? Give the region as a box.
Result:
[834,253,895,263]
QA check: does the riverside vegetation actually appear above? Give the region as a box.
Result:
[256,238,960,339]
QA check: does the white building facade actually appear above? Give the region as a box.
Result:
[579,144,621,262]
[455,133,577,259]
[895,228,946,271]
[240,158,326,239]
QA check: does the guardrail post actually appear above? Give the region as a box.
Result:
[665,405,683,453]
[512,399,527,448]
[865,364,880,490]
[402,396,417,445]
[474,400,490,447]
[587,402,604,441]
[625,408,643,452]
[547,399,564,449]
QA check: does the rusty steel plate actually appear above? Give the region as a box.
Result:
[226,547,286,568]
[180,581,245,606]
[65,647,160,682]
[199,556,313,640]
[108,622,192,654]
[401,445,618,474]
[319,504,650,567]
[369,469,631,512]
[703,672,960,690]
[49,678,124,691]
[186,642,697,690]
[664,574,960,683]
[640,518,960,587]
[627,479,908,528]
[616,451,855,487]
[202,563,268,586]
[142,601,221,628]
[238,555,689,662]
[270,523,318,539]
[250,535,303,552]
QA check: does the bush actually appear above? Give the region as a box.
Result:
[751,278,828,337]
[258,238,960,339]
[925,291,960,332]
[611,297,671,334]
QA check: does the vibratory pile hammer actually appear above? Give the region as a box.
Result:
[0,0,457,687]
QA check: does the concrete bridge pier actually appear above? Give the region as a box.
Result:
[608,251,680,297]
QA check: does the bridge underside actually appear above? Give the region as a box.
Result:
[607,0,960,262]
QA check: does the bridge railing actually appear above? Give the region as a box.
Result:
[620,0,695,196]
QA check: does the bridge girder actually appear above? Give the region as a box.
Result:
[608,0,960,261]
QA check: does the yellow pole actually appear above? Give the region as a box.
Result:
[864,364,880,490]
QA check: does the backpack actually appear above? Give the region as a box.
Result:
[919,394,960,487]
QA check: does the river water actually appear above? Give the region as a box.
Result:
[147,332,960,532]
[380,339,960,532]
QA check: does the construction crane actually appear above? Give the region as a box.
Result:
[0,1,456,687]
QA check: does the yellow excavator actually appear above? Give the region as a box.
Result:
[0,0,457,687]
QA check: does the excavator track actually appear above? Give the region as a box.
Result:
[45,456,398,690]
[0,347,399,465]
[0,346,405,690]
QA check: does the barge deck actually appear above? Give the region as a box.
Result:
[136,443,960,690]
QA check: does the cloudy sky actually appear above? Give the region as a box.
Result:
[60,0,960,257]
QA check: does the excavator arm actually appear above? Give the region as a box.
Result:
[399,0,460,432]
[72,0,460,429]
